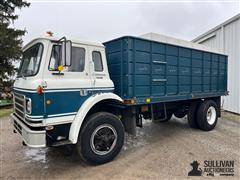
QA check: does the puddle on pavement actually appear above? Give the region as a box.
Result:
[16,119,154,165]
[123,119,152,151]
[24,148,48,163]
[18,147,49,169]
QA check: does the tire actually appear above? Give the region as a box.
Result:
[196,100,218,131]
[187,101,200,129]
[174,111,187,118]
[76,112,124,165]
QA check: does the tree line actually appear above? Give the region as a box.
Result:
[0,0,30,95]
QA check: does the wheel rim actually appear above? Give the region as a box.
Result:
[90,124,117,156]
[206,106,216,125]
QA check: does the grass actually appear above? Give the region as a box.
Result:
[0,99,13,107]
[0,108,13,118]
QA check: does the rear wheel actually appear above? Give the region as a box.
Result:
[76,112,124,165]
[174,110,187,118]
[196,100,218,131]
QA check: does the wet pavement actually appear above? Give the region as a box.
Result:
[0,112,239,179]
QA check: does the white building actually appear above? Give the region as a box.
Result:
[192,14,240,114]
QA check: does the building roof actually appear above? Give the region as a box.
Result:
[139,32,226,55]
[192,13,240,42]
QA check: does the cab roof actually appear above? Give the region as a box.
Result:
[23,36,104,50]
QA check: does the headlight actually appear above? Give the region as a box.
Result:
[26,98,32,114]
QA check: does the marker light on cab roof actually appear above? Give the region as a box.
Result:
[45,31,53,37]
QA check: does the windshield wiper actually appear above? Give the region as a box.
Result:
[18,73,26,80]
[21,74,26,79]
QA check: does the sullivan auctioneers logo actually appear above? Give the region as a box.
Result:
[188,160,234,177]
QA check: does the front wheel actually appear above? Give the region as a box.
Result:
[76,112,124,165]
[196,100,218,131]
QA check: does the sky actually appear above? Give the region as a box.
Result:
[14,0,240,45]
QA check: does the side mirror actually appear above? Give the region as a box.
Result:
[61,40,72,66]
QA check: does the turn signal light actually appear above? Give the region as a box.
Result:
[36,85,43,94]
[45,126,54,131]
[46,100,52,105]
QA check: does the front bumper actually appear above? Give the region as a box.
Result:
[10,113,46,148]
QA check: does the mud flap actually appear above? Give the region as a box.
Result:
[122,106,136,136]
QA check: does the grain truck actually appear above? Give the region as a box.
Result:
[10,34,228,164]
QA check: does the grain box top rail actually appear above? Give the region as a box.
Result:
[104,33,227,56]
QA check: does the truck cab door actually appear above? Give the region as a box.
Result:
[43,43,93,119]
[88,46,113,90]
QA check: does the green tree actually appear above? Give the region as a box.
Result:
[0,0,30,92]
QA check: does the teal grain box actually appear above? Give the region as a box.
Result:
[104,36,228,105]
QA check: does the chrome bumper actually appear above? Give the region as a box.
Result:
[10,113,46,148]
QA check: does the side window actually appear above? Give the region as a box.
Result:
[68,47,85,72]
[49,45,60,71]
[49,46,85,72]
[92,51,103,72]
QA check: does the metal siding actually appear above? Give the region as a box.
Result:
[104,36,227,105]
[193,17,240,114]
[198,29,222,50]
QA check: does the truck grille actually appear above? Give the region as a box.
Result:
[13,93,25,121]
[13,92,43,127]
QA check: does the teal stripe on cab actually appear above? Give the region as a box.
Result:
[14,88,113,118]
[13,87,114,92]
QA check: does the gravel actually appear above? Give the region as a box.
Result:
[0,111,239,179]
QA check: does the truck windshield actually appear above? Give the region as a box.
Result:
[18,43,43,77]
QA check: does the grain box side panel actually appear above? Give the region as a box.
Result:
[105,36,227,104]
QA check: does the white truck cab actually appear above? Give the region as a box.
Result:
[11,36,124,164]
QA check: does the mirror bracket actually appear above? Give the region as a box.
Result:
[55,37,72,67]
